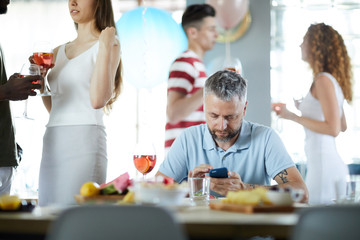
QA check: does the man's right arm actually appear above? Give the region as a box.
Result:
[166,89,203,124]
[156,131,190,182]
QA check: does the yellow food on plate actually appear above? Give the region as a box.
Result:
[0,194,22,210]
[80,182,100,197]
[222,187,271,206]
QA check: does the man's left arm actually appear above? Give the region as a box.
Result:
[219,167,308,202]
[272,167,308,202]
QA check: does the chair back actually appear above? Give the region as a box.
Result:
[46,205,187,240]
[291,205,360,240]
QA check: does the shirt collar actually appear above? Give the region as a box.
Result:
[203,120,251,152]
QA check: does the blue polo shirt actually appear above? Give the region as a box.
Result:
[159,120,295,185]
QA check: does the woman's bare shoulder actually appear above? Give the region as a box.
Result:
[313,73,336,99]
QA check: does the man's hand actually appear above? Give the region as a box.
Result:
[210,171,246,196]
[1,73,42,101]
[188,164,213,178]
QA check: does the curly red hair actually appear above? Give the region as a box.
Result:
[304,23,353,102]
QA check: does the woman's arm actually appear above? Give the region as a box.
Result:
[295,75,341,136]
[273,75,342,137]
[167,89,204,124]
[90,27,121,109]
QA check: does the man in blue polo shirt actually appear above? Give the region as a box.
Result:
[157,70,308,200]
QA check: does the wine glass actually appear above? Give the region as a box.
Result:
[293,93,304,110]
[223,57,242,74]
[33,41,53,96]
[133,142,157,179]
[19,63,41,120]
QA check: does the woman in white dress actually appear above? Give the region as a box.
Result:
[272,23,353,204]
[38,0,122,206]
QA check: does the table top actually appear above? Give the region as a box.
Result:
[0,202,303,240]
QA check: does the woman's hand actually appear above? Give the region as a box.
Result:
[272,103,296,120]
[99,27,118,48]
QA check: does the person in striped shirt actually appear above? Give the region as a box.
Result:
[165,4,218,154]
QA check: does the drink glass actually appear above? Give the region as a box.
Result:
[189,177,210,206]
[293,94,304,110]
[33,41,53,96]
[19,63,41,120]
[223,57,242,74]
[133,142,156,179]
[335,175,360,204]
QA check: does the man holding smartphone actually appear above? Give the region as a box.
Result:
[0,0,42,194]
[157,70,308,202]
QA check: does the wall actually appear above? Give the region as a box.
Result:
[188,0,271,126]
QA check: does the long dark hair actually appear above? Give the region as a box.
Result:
[75,0,122,112]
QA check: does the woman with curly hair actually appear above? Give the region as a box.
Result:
[272,23,353,204]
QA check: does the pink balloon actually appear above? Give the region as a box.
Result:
[206,0,249,30]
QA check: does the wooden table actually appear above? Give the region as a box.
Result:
[0,204,300,240]
[177,205,298,239]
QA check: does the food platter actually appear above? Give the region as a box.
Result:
[0,200,36,213]
[74,195,125,204]
[209,202,296,214]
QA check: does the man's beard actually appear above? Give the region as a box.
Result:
[208,125,241,143]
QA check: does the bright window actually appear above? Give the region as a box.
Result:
[271,0,360,169]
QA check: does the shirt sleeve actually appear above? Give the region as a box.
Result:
[158,131,189,183]
[264,129,295,179]
[167,59,196,95]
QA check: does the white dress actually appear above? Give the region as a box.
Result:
[299,72,348,205]
[39,42,107,206]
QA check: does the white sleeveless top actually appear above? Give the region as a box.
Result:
[47,42,104,127]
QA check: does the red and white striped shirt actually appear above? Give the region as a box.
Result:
[165,50,207,152]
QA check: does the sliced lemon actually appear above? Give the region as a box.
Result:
[122,191,135,203]
[0,194,22,211]
[80,182,100,197]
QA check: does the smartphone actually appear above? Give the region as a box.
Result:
[209,167,228,178]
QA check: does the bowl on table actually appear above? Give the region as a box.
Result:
[266,186,304,206]
[132,179,188,206]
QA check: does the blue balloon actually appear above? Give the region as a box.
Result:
[116,7,188,89]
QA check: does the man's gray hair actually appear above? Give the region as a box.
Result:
[204,70,247,103]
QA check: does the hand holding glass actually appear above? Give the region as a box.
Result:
[33,41,53,96]
[19,63,41,119]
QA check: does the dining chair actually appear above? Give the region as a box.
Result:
[46,205,188,240]
[291,205,360,240]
